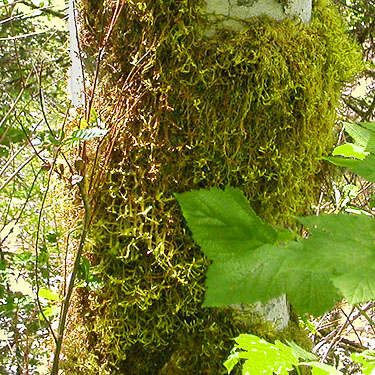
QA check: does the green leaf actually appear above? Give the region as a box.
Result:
[351,350,375,375]
[176,188,375,316]
[46,231,61,243]
[324,122,375,182]
[333,268,375,305]
[369,194,375,209]
[297,214,375,305]
[304,361,344,375]
[223,350,240,374]
[343,121,375,148]
[232,334,298,375]
[42,305,60,318]
[332,143,368,160]
[175,188,277,262]
[38,288,60,301]
[88,108,98,124]
[64,127,108,149]
[77,257,91,281]
[351,154,375,182]
[286,341,317,361]
[321,156,362,168]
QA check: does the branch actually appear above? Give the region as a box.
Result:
[51,175,91,375]
[19,0,66,19]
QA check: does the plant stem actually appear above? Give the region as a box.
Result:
[51,178,91,375]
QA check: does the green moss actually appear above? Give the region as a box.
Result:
[65,0,362,373]
[275,0,292,10]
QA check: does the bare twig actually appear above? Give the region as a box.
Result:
[19,0,66,19]
[0,169,42,249]
[33,158,58,345]
[0,69,33,141]
[0,154,37,192]
[51,175,91,375]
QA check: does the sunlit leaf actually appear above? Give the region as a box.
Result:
[38,288,60,301]
[64,127,108,149]
[229,334,299,375]
[176,188,375,316]
[332,143,367,159]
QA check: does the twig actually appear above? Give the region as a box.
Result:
[19,0,66,19]
[0,169,42,249]
[0,143,28,177]
[357,303,375,335]
[51,176,91,375]
[0,154,37,192]
[34,156,58,345]
[320,306,356,363]
[0,69,33,140]
[340,307,363,347]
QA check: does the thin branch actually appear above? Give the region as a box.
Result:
[35,62,54,136]
[0,30,50,41]
[340,307,363,347]
[51,176,91,375]
[0,69,33,142]
[19,0,66,19]
[0,169,42,249]
[0,154,37,192]
[34,157,58,345]
[0,143,28,176]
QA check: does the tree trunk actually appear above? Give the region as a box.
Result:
[62,0,361,373]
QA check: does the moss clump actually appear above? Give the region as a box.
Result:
[63,0,362,373]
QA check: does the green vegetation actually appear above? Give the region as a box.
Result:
[58,0,363,373]
[175,186,375,316]
[224,334,342,375]
[0,1,68,373]
[1,0,374,374]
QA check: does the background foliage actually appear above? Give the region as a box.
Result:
[0,1,68,373]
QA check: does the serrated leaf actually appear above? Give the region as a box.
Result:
[202,244,287,307]
[286,341,317,361]
[297,214,375,305]
[233,334,298,375]
[333,267,375,305]
[285,270,340,316]
[351,154,375,182]
[177,188,375,316]
[176,189,341,315]
[343,121,375,148]
[175,188,277,261]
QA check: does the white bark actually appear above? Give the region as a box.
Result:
[67,0,85,108]
[205,0,312,30]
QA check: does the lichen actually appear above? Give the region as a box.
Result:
[62,0,362,373]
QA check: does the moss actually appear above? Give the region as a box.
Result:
[275,0,293,10]
[63,0,362,373]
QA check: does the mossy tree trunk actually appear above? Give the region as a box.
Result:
[63,0,361,373]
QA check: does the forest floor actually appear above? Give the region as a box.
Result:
[310,302,375,374]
